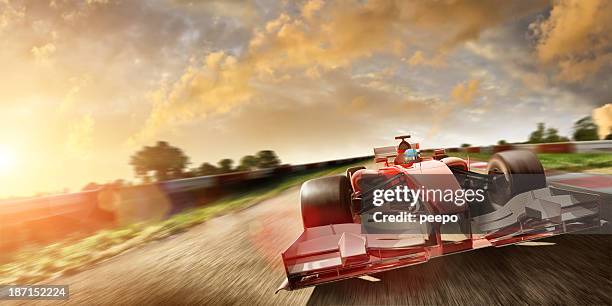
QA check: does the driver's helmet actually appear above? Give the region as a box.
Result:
[404,149,419,161]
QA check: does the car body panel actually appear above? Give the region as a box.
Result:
[277,144,602,292]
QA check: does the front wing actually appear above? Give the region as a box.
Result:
[277,186,602,292]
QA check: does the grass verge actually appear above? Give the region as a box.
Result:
[447,152,612,172]
[0,162,365,284]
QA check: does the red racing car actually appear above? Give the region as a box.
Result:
[277,136,602,292]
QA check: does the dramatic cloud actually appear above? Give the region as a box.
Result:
[1,0,610,197]
[136,51,254,141]
[31,42,56,64]
[301,0,324,19]
[593,104,612,139]
[137,0,548,140]
[0,0,24,31]
[451,79,481,105]
[405,50,445,67]
[531,0,612,82]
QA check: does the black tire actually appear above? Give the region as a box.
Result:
[486,150,546,205]
[346,166,366,180]
[300,175,353,228]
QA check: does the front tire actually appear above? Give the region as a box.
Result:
[300,175,353,228]
[486,150,546,205]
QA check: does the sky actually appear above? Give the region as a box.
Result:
[0,0,610,197]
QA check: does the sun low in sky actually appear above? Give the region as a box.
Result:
[0,146,17,175]
[0,0,610,198]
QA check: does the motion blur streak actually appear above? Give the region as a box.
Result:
[8,184,609,305]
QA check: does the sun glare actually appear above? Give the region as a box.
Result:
[0,147,16,173]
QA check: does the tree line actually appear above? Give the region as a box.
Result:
[461,115,611,147]
[129,141,281,183]
[525,115,610,144]
[96,114,610,188]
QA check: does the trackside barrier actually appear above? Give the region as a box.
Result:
[459,140,612,154]
[0,156,371,252]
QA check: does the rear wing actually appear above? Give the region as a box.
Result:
[373,146,397,163]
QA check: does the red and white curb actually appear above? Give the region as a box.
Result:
[468,161,488,170]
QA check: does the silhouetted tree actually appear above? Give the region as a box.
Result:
[218,158,234,173]
[573,116,599,141]
[526,123,569,143]
[605,133,612,140]
[237,155,258,171]
[130,141,189,181]
[199,162,218,175]
[543,128,569,143]
[497,140,508,145]
[460,143,471,148]
[528,123,546,143]
[255,150,280,168]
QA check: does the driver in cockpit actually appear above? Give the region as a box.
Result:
[393,135,419,165]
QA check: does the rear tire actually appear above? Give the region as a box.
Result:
[486,150,546,205]
[300,175,353,228]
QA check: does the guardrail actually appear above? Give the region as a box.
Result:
[442,140,612,154]
[0,156,371,253]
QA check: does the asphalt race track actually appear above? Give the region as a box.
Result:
[9,173,612,305]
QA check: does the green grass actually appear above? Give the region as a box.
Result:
[447,152,612,172]
[536,153,612,171]
[0,162,365,284]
